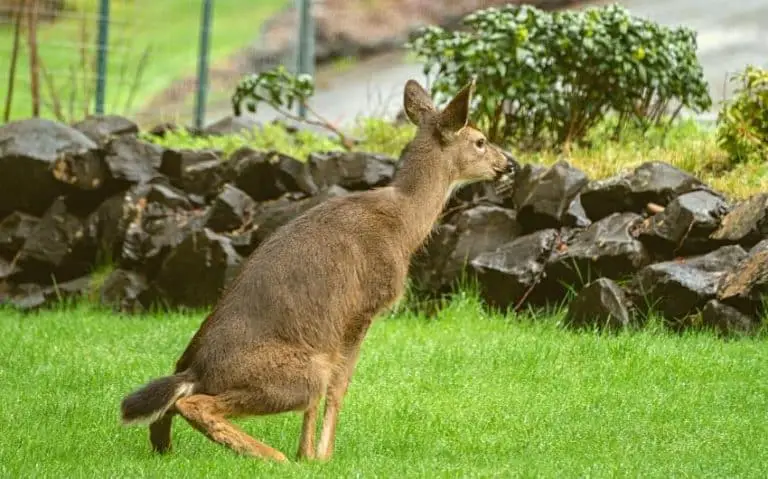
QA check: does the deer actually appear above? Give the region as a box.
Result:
[120,77,513,463]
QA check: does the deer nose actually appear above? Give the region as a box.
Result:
[502,151,518,174]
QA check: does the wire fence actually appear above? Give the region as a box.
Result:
[0,0,309,129]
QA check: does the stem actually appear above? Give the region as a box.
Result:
[270,101,353,150]
[3,0,24,122]
[39,56,64,121]
[26,0,40,117]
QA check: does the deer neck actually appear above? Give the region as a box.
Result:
[391,151,455,256]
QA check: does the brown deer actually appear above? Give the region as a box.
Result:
[120,78,513,463]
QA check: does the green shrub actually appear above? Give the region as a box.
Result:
[406,4,712,150]
[354,117,415,157]
[716,65,768,164]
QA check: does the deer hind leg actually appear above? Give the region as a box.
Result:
[175,393,288,462]
[175,349,333,462]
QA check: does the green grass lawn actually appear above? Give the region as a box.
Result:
[1,296,767,478]
[0,0,287,122]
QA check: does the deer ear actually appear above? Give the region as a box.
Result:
[438,78,474,134]
[403,79,436,125]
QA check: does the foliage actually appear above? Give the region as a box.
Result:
[406,4,712,150]
[143,118,414,161]
[231,65,353,148]
[353,117,415,158]
[716,65,768,164]
[142,122,344,160]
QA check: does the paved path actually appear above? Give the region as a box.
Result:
[224,0,768,128]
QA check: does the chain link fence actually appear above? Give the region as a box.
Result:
[0,0,305,128]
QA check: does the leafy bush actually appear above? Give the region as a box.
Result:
[716,65,768,164]
[406,4,712,150]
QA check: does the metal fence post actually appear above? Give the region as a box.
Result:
[95,0,110,115]
[195,0,213,129]
[296,0,315,119]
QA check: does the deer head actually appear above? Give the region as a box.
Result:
[402,78,513,188]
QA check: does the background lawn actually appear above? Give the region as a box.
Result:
[1,296,767,478]
[0,0,288,122]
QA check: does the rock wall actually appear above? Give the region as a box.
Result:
[0,116,766,335]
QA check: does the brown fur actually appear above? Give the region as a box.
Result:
[120,78,512,462]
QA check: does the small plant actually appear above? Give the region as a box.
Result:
[143,122,344,160]
[231,65,354,149]
[406,4,712,150]
[716,65,768,164]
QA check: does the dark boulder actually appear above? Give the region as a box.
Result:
[103,135,165,185]
[564,196,592,228]
[50,145,109,193]
[5,276,91,311]
[545,212,651,292]
[71,114,139,144]
[151,228,243,309]
[85,194,128,263]
[159,148,222,181]
[15,197,96,282]
[204,115,261,136]
[409,223,457,294]
[119,182,204,275]
[227,147,318,201]
[637,190,729,256]
[0,212,40,259]
[627,245,748,324]
[445,181,505,213]
[307,151,396,191]
[750,239,768,255]
[0,257,19,279]
[0,118,99,215]
[204,184,257,233]
[564,278,633,331]
[716,240,768,316]
[470,229,560,311]
[173,159,228,202]
[701,299,761,337]
[410,205,521,294]
[99,268,150,313]
[223,229,260,258]
[580,161,705,221]
[512,160,588,232]
[709,193,768,249]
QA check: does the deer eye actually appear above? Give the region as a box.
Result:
[475,138,485,149]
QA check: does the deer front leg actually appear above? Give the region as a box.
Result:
[297,398,319,460]
[316,316,373,461]
[316,348,360,461]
